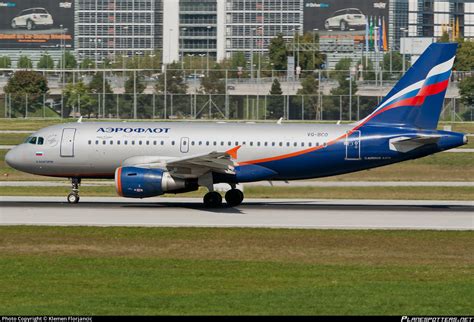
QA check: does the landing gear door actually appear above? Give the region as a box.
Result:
[345,130,361,160]
[60,128,76,157]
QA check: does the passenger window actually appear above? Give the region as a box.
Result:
[228,141,231,146]
[103,140,106,145]
[37,137,44,145]
[153,141,157,145]
[124,140,128,145]
[171,141,175,145]
[110,140,113,145]
[191,141,195,146]
[264,142,268,147]
[213,141,217,146]
[131,141,135,145]
[286,142,290,147]
[272,142,275,146]
[139,141,142,145]
[88,140,92,145]
[95,140,99,145]
[199,141,202,145]
[117,140,121,145]
[206,141,209,146]
[279,142,282,147]
[161,140,164,145]
[220,141,224,146]
[146,141,150,145]
[309,142,312,147]
[235,142,239,146]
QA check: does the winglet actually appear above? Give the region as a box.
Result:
[226,145,241,159]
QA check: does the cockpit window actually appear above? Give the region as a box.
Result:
[37,137,44,145]
[28,137,37,144]
[24,137,32,143]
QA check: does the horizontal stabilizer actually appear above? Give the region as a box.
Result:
[389,135,442,153]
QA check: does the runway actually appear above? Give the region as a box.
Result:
[1,196,472,230]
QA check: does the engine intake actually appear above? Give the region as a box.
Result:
[115,166,197,198]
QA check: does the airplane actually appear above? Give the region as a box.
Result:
[5,43,468,207]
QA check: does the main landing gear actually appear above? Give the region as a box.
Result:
[67,177,81,204]
[202,186,244,208]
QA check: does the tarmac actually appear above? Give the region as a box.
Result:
[1,196,472,230]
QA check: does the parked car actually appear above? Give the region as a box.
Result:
[11,7,54,30]
[324,8,366,31]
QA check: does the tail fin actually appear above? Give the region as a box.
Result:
[359,43,457,129]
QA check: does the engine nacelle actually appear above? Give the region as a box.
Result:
[115,166,197,198]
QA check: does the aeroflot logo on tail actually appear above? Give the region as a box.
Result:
[97,127,171,134]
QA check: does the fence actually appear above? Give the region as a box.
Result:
[1,93,472,122]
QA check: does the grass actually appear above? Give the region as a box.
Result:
[0,226,472,315]
[1,185,473,200]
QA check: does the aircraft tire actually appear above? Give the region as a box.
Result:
[203,191,222,208]
[67,193,80,204]
[225,189,244,207]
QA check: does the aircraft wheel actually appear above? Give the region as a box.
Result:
[67,193,80,204]
[225,189,244,207]
[203,191,222,208]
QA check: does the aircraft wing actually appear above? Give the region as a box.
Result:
[121,146,240,179]
[389,135,443,153]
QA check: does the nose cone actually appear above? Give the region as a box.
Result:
[5,147,22,170]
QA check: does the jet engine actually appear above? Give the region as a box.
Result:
[115,166,198,198]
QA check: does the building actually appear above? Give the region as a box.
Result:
[75,0,163,63]
[389,0,409,50]
[408,0,474,39]
[162,0,225,64]
[224,0,304,59]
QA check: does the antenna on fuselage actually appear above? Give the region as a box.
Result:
[277,117,283,125]
[77,116,83,123]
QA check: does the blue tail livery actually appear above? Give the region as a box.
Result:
[357,43,457,130]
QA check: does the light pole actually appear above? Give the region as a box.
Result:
[400,28,408,73]
[250,27,256,80]
[181,27,187,69]
[168,28,173,65]
[206,25,211,75]
[312,28,319,69]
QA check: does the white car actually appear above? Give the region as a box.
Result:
[324,8,367,31]
[11,7,54,30]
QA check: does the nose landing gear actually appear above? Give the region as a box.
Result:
[67,177,81,204]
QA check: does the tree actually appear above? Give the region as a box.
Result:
[459,75,474,108]
[121,73,150,118]
[268,33,288,72]
[4,71,49,117]
[382,52,404,80]
[454,40,474,71]
[17,56,33,69]
[88,72,115,117]
[155,62,188,94]
[79,58,95,70]
[63,81,94,118]
[294,33,325,72]
[438,31,450,43]
[37,54,55,69]
[357,57,375,80]
[328,58,358,120]
[0,56,11,68]
[297,75,320,119]
[200,72,225,94]
[267,78,284,119]
[58,51,77,69]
